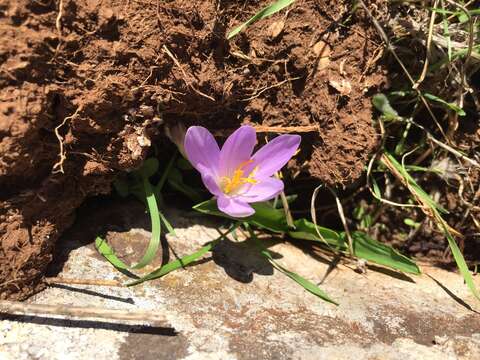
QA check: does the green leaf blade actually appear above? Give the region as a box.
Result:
[424,92,466,116]
[126,241,217,286]
[95,236,130,271]
[289,219,420,274]
[265,250,339,305]
[131,177,162,269]
[441,224,480,301]
[127,225,239,286]
[381,152,479,300]
[194,199,289,233]
[347,231,420,275]
[227,0,296,39]
[95,174,163,271]
[372,93,399,120]
[289,219,340,244]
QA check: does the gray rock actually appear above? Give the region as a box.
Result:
[1,204,479,359]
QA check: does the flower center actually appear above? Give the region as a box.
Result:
[220,160,258,194]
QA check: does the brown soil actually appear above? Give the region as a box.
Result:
[0,0,385,299]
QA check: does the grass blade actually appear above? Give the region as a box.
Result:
[131,177,161,269]
[383,152,448,214]
[95,236,129,271]
[127,225,238,286]
[159,210,176,236]
[194,199,289,233]
[95,175,161,270]
[424,92,466,116]
[290,219,420,274]
[440,221,480,300]
[227,0,295,39]
[246,225,338,304]
[263,249,338,305]
[381,152,479,300]
[126,241,216,286]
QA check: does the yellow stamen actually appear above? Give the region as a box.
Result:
[221,160,259,194]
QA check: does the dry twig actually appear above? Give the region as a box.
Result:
[212,125,319,137]
[45,277,123,287]
[0,300,170,324]
[413,0,439,89]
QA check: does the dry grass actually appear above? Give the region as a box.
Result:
[325,0,480,297]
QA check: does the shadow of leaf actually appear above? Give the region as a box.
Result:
[212,238,282,283]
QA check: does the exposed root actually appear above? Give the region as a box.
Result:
[242,77,300,101]
[55,0,63,34]
[52,106,82,174]
[53,0,64,57]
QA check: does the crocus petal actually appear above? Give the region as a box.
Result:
[201,171,222,196]
[217,195,255,218]
[240,177,284,203]
[166,122,188,159]
[249,134,301,178]
[184,126,220,176]
[219,125,257,177]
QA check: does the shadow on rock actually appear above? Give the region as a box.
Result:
[212,238,282,283]
[48,284,135,304]
[47,196,221,277]
[0,314,177,335]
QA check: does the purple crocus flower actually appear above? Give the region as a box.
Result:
[184,125,301,218]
